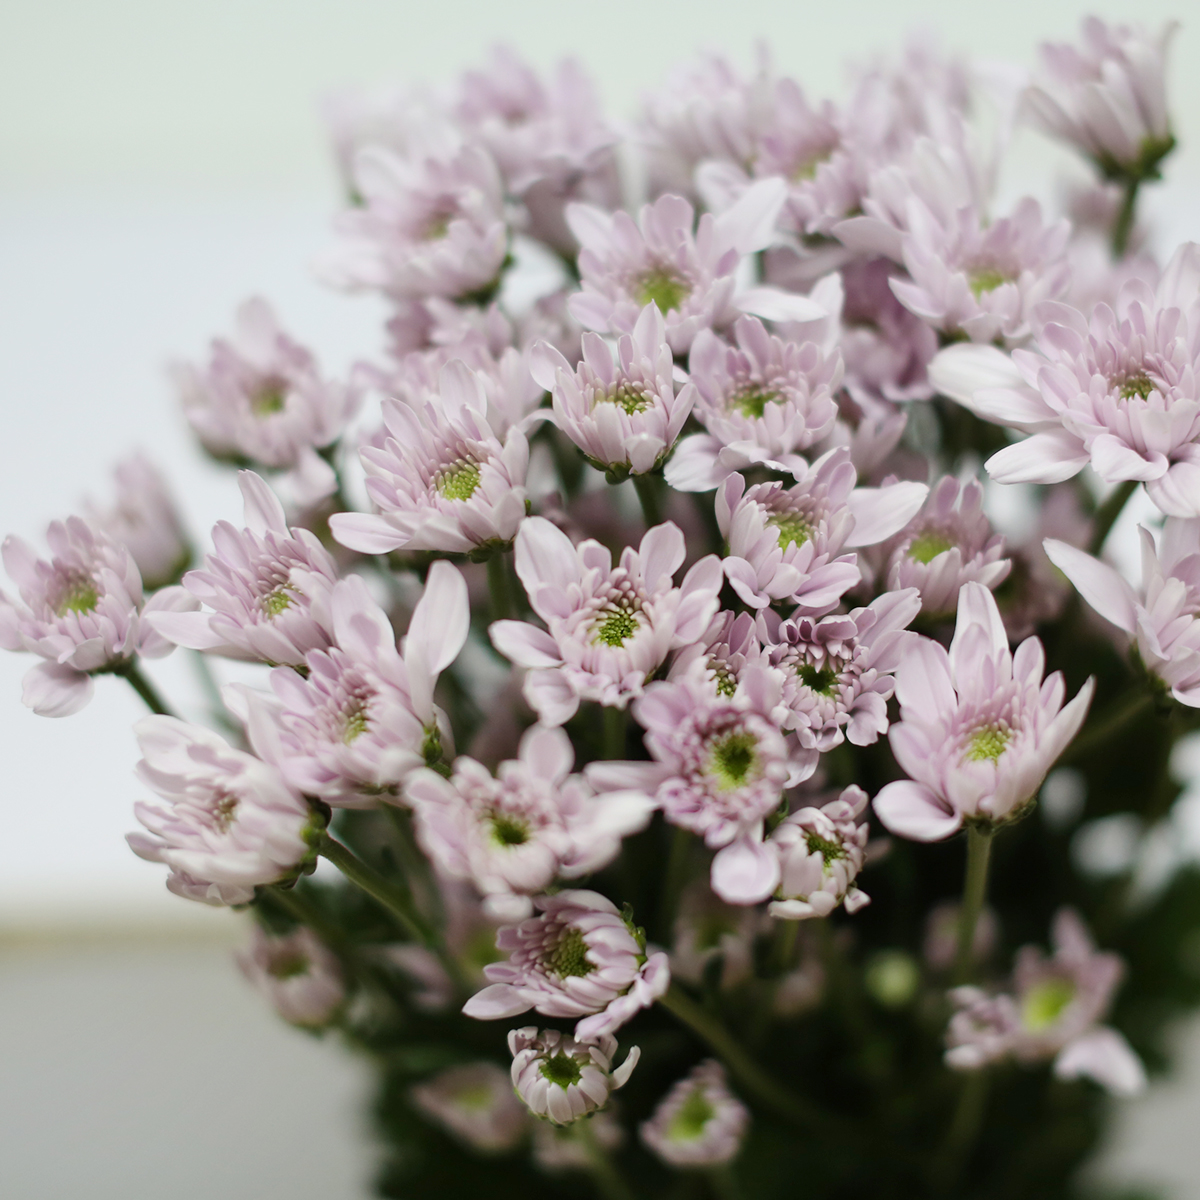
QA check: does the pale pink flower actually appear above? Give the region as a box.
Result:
[509,1026,640,1126]
[489,517,722,726]
[640,1060,749,1167]
[530,303,695,477]
[946,909,1145,1096]
[667,610,771,704]
[146,472,339,669]
[331,360,530,556]
[236,925,344,1028]
[127,715,322,906]
[923,901,998,972]
[0,517,192,717]
[768,786,871,920]
[670,879,766,990]
[463,889,670,1042]
[1045,519,1200,706]
[873,583,1094,842]
[716,453,928,611]
[567,185,824,356]
[534,1109,624,1170]
[410,1062,530,1151]
[406,723,653,920]
[175,298,360,506]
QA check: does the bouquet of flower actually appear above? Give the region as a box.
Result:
[6,16,1200,1198]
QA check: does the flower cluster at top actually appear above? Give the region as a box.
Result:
[4,17,1191,1192]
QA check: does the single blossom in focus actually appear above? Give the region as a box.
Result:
[768,785,871,920]
[509,1026,640,1126]
[410,1062,530,1151]
[407,723,654,919]
[946,909,1145,1096]
[873,582,1094,841]
[490,516,722,725]
[667,610,771,704]
[530,303,695,477]
[0,517,192,717]
[127,715,323,906]
[331,360,529,556]
[640,1060,749,1167]
[462,889,670,1042]
[147,472,339,669]
[236,924,345,1028]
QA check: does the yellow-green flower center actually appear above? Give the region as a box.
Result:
[636,267,690,313]
[770,513,813,552]
[266,951,310,980]
[593,602,641,647]
[262,586,294,618]
[436,459,482,502]
[212,792,240,833]
[908,531,955,564]
[965,724,1011,763]
[1119,373,1156,400]
[707,730,759,791]
[797,663,838,696]
[540,1051,583,1089]
[342,702,370,743]
[667,1086,716,1142]
[455,1083,496,1111]
[251,379,287,416]
[711,661,738,698]
[490,813,530,847]
[55,575,99,617]
[545,927,594,978]
[805,831,845,863]
[599,383,653,415]
[731,388,779,419]
[1021,977,1076,1032]
[968,268,1012,298]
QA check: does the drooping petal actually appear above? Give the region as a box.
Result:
[873,780,962,842]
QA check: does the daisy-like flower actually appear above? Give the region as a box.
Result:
[509,1026,640,1126]
[670,879,766,990]
[0,517,193,717]
[1025,17,1177,184]
[464,890,670,1041]
[716,452,928,611]
[668,610,771,703]
[410,1062,530,1151]
[1045,518,1200,706]
[175,298,361,506]
[236,924,345,1029]
[260,564,469,806]
[665,316,841,492]
[567,184,824,356]
[127,715,324,906]
[489,517,722,726]
[932,244,1200,518]
[946,909,1145,1096]
[331,360,530,556]
[762,588,922,753]
[406,723,654,920]
[640,1060,749,1168]
[530,302,696,478]
[879,476,1010,617]
[147,471,339,669]
[768,785,871,920]
[873,582,1094,842]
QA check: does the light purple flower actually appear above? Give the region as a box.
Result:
[768,785,871,920]
[410,1062,530,1151]
[716,452,928,611]
[946,909,1145,1096]
[924,901,998,972]
[175,298,360,506]
[146,472,339,668]
[0,517,192,717]
[509,1026,640,1126]
[534,1108,624,1170]
[667,610,771,704]
[236,924,345,1028]
[127,715,322,906]
[530,303,695,477]
[331,360,530,556]
[873,582,1094,841]
[640,1060,749,1168]
[489,517,722,726]
[462,889,670,1042]
[670,879,767,990]
[407,723,654,920]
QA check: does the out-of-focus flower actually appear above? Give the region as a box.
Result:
[407,723,653,920]
[236,924,344,1028]
[640,1060,749,1167]
[531,303,695,477]
[768,785,871,920]
[873,583,1093,841]
[331,360,530,556]
[0,517,192,717]
[490,517,722,726]
[1026,17,1177,183]
[463,890,670,1041]
[923,900,998,972]
[670,880,766,989]
[175,299,360,506]
[533,1108,624,1170]
[946,909,1145,1096]
[127,715,323,906]
[147,472,339,669]
[509,1026,640,1126]
[410,1062,530,1151]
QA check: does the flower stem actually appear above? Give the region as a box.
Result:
[953,825,994,985]
[1062,689,1153,765]
[1111,178,1140,259]
[487,551,515,621]
[1088,479,1138,554]
[632,473,664,528]
[708,1165,745,1200]
[772,918,800,975]
[267,883,346,950]
[603,704,628,760]
[578,1118,637,1200]
[319,834,433,945]
[657,824,692,939]
[933,1068,990,1192]
[116,661,176,717]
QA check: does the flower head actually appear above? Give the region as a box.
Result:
[410,1062,530,1151]
[670,879,766,989]
[236,924,344,1028]
[509,1026,640,1126]
[640,1060,749,1167]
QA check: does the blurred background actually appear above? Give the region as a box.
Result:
[2,1,1199,1195]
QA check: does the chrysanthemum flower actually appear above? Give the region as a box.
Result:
[667,610,771,703]
[410,1062,530,1151]
[669,879,767,989]
[533,1109,624,1170]
[640,1060,749,1167]
[236,925,345,1028]
[509,1026,640,1126]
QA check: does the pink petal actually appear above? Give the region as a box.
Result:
[873,781,962,842]
[329,512,404,555]
[986,432,1089,484]
[1042,541,1137,633]
[462,984,531,1020]
[1054,1027,1146,1096]
[710,834,780,904]
[489,621,562,669]
[22,661,94,717]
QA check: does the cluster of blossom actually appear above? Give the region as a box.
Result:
[6,15,1188,1183]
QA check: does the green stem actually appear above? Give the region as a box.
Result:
[487,551,515,621]
[1111,178,1140,259]
[772,919,800,975]
[708,1165,745,1200]
[319,834,432,945]
[1061,689,1154,765]
[1088,479,1138,554]
[578,1118,637,1200]
[267,883,346,950]
[603,704,628,760]
[657,825,693,939]
[953,825,994,985]
[632,473,664,528]
[116,660,176,717]
[933,1069,990,1192]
